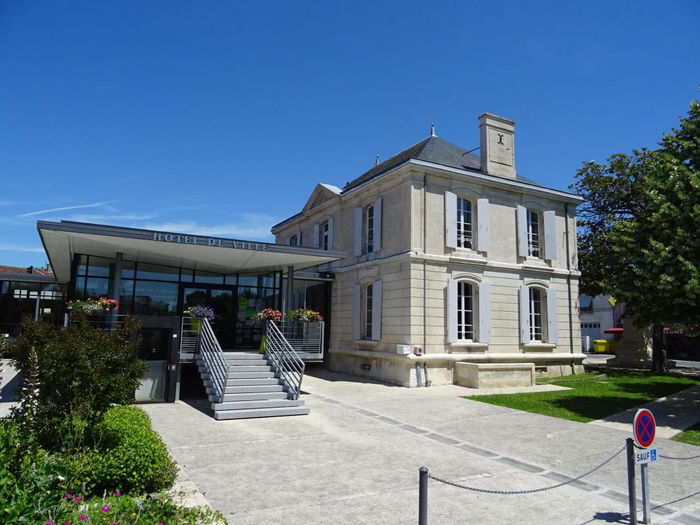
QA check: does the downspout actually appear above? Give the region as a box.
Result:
[422,174,428,385]
[564,204,575,372]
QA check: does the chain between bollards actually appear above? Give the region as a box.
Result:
[419,466,428,525]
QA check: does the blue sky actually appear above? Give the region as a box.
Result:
[1,1,698,267]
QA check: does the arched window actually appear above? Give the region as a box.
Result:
[520,284,558,344]
[447,278,491,344]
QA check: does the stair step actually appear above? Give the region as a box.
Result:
[214,406,310,420]
[216,391,289,402]
[222,353,267,361]
[225,384,286,394]
[209,371,276,379]
[213,399,304,411]
[204,378,283,388]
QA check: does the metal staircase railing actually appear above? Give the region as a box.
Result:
[276,321,325,360]
[266,321,306,400]
[198,318,228,402]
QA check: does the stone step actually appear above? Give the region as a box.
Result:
[212,398,304,411]
[215,391,289,402]
[204,377,283,388]
[214,405,310,420]
[222,353,267,361]
[225,384,286,394]
[203,370,276,380]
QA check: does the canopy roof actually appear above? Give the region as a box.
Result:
[38,221,345,283]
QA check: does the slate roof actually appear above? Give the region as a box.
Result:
[342,135,542,192]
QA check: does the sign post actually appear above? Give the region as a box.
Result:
[632,409,657,524]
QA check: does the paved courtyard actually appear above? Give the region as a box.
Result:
[141,369,700,525]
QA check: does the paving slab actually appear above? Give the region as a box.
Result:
[589,385,700,438]
[142,369,700,524]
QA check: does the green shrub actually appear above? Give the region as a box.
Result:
[7,315,147,437]
[57,406,177,495]
[0,420,63,523]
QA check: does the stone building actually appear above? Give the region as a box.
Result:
[272,113,585,387]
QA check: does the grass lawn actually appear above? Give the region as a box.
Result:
[466,370,699,423]
[673,421,700,446]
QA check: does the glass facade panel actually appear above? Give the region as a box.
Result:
[133,281,178,315]
[136,263,180,282]
[119,279,135,314]
[180,268,194,282]
[238,275,259,287]
[121,260,135,279]
[76,255,89,276]
[85,277,109,298]
[87,256,112,277]
[225,274,238,285]
[194,271,224,284]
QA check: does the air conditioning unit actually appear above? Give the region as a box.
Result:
[396,344,411,355]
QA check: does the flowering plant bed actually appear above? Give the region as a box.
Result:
[285,308,322,322]
[67,297,119,314]
[184,306,215,321]
[254,308,282,322]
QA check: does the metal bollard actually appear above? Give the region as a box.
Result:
[626,438,638,525]
[419,466,428,525]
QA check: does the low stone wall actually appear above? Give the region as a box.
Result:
[454,362,535,389]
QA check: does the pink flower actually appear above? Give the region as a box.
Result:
[80,516,88,521]
[102,505,110,512]
[113,492,121,497]
[64,494,73,499]
[44,521,55,525]
[74,496,82,502]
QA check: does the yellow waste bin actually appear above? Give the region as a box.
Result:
[593,339,608,353]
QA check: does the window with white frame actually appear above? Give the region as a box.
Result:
[519,284,558,344]
[289,233,303,247]
[527,210,541,258]
[528,287,544,341]
[447,278,491,344]
[517,206,557,261]
[457,281,475,340]
[353,279,383,341]
[362,282,373,339]
[445,192,490,253]
[319,220,329,251]
[456,198,473,249]
[364,204,375,254]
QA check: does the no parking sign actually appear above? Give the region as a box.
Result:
[633,408,656,448]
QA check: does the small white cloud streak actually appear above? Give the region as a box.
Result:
[0,243,45,253]
[19,200,120,218]
[65,213,157,223]
[139,214,278,241]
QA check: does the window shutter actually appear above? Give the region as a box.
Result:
[547,284,558,344]
[543,210,557,261]
[353,283,361,340]
[371,279,382,340]
[374,197,382,252]
[327,216,334,250]
[285,236,290,246]
[478,281,491,343]
[299,231,303,246]
[353,207,362,256]
[447,278,457,343]
[517,205,528,257]
[445,191,457,248]
[477,198,490,252]
[312,224,320,248]
[519,285,530,344]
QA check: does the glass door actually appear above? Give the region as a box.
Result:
[181,285,237,349]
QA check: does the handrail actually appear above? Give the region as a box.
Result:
[266,321,306,400]
[198,318,229,402]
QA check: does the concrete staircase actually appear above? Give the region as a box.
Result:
[196,351,309,421]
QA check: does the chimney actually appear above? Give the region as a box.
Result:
[479,113,516,179]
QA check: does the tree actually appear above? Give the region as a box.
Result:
[571,101,700,372]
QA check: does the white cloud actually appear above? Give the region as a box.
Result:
[19,200,120,218]
[65,213,157,223]
[0,243,45,253]
[140,214,278,241]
